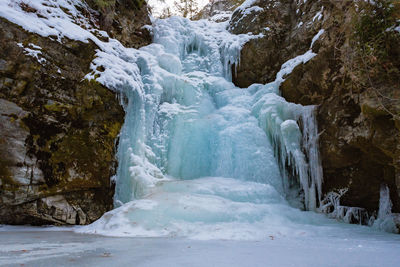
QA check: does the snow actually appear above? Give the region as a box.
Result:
[310,29,325,49]
[28,43,42,50]
[243,6,264,14]
[297,21,304,28]
[0,0,103,44]
[0,0,144,96]
[17,42,46,65]
[230,0,264,29]
[234,0,260,13]
[276,50,317,82]
[209,11,233,22]
[312,7,324,22]
[389,25,400,33]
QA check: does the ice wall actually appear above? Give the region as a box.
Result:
[114,17,323,210]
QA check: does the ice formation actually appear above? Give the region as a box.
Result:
[372,184,399,233]
[319,188,370,225]
[79,13,327,238]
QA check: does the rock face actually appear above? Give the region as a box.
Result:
[86,0,151,48]
[228,0,400,216]
[0,1,151,225]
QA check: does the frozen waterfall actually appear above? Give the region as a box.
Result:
[81,17,327,240]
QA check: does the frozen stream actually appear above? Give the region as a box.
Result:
[1,226,400,267]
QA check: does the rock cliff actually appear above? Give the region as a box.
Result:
[0,0,151,225]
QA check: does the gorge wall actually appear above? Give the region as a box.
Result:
[0,0,151,225]
[227,0,400,220]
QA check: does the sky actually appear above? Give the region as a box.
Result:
[148,0,210,17]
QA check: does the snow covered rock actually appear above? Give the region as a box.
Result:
[194,0,245,22]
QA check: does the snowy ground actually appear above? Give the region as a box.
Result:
[1,226,400,267]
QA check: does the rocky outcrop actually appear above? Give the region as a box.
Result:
[0,1,151,225]
[229,0,400,218]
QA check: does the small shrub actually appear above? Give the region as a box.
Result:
[351,0,400,118]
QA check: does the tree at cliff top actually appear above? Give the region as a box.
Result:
[149,0,210,18]
[174,0,199,18]
[159,6,173,19]
[87,0,146,10]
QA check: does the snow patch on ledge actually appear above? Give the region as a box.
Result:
[276,50,316,82]
[310,29,325,49]
[312,7,324,22]
[233,0,260,13]
[17,42,47,65]
[0,0,105,44]
[229,0,264,30]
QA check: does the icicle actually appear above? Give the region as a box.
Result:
[299,106,323,209]
[372,184,399,233]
